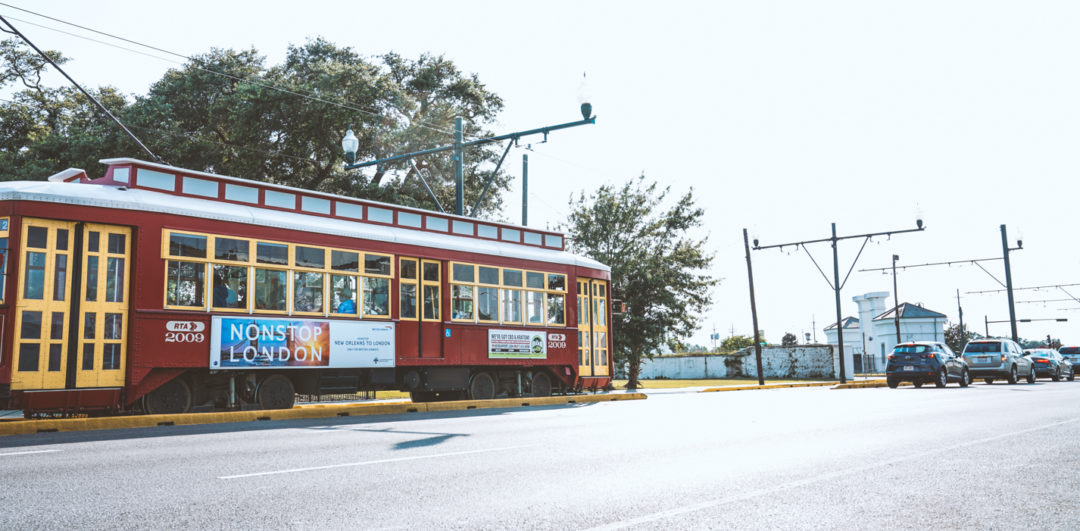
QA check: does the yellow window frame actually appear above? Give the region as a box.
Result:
[361,251,394,279]
[209,263,252,313]
[397,258,419,322]
[420,260,441,322]
[360,274,393,319]
[292,269,327,315]
[449,262,476,322]
[328,272,360,317]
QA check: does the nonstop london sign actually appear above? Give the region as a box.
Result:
[210,317,395,369]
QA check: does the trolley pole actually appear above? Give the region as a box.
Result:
[1001,224,1019,343]
[743,228,765,385]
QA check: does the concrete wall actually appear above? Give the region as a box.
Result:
[636,345,838,380]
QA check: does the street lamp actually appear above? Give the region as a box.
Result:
[892,254,901,343]
[341,129,359,164]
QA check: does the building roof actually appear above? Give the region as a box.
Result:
[873,302,946,321]
[824,316,860,330]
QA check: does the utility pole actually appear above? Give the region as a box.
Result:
[892,254,901,343]
[521,154,528,225]
[743,228,765,386]
[956,289,966,350]
[1001,224,1020,343]
[752,219,925,384]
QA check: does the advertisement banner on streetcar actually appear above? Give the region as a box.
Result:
[488,329,547,359]
[210,316,395,369]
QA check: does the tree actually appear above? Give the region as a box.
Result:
[720,335,754,352]
[944,321,982,354]
[564,175,718,390]
[781,332,798,347]
[0,38,510,217]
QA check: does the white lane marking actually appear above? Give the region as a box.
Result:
[0,449,61,457]
[219,444,541,480]
[588,417,1080,530]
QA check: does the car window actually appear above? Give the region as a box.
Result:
[940,344,956,358]
[1060,347,1080,355]
[894,345,929,354]
[964,342,1001,353]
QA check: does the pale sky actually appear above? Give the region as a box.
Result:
[4,1,1080,347]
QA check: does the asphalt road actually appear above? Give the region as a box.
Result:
[3,380,1080,529]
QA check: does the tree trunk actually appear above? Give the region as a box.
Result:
[626,352,642,390]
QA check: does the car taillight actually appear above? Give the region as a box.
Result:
[1036,359,1049,363]
[887,354,894,360]
[1001,356,1007,362]
[921,353,935,359]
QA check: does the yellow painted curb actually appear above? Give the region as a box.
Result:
[831,380,913,389]
[700,382,838,393]
[0,392,646,437]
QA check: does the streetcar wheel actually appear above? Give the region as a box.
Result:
[143,378,193,415]
[532,372,553,397]
[256,375,295,410]
[468,372,496,400]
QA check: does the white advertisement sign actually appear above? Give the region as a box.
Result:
[488,329,547,359]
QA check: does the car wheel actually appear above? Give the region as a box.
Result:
[1052,367,1061,382]
[935,369,948,388]
[959,369,971,388]
[1027,366,1037,384]
[887,377,899,389]
[913,379,923,388]
[984,378,994,385]
[1007,366,1018,384]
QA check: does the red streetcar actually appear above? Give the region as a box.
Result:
[0,158,613,416]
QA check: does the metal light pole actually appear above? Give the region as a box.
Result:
[522,154,529,226]
[956,289,966,350]
[892,254,901,343]
[743,228,765,385]
[830,224,846,382]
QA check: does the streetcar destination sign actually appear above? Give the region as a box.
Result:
[210,316,395,369]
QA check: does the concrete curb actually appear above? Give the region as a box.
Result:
[0,393,647,437]
[832,379,913,389]
[700,382,837,393]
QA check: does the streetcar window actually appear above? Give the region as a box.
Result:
[423,262,440,282]
[225,184,258,203]
[27,226,48,248]
[501,228,520,242]
[426,216,448,232]
[301,196,331,215]
[400,283,417,320]
[547,274,566,291]
[477,285,498,322]
[400,259,417,280]
[548,294,565,325]
[215,237,249,262]
[368,207,393,224]
[86,231,99,253]
[85,256,98,302]
[264,190,296,209]
[502,269,522,286]
[478,224,498,239]
[452,263,474,283]
[56,229,69,251]
[105,257,124,303]
[524,232,542,245]
[398,212,422,228]
[332,250,359,271]
[478,266,499,285]
[18,344,39,372]
[596,298,607,327]
[82,344,94,371]
[212,265,246,309]
[423,284,440,321]
[0,236,7,302]
[108,313,126,339]
[169,233,207,258]
[166,261,205,307]
[363,277,390,317]
[103,344,121,370]
[452,284,474,320]
[501,288,522,323]
[294,246,325,269]
[254,269,287,311]
[138,169,175,191]
[256,242,288,265]
[526,272,544,289]
[452,220,474,236]
[24,252,46,300]
[364,254,391,276]
[84,313,96,340]
[330,275,357,315]
[183,176,218,198]
[545,235,563,248]
[526,291,544,324]
[53,255,67,302]
[293,271,324,313]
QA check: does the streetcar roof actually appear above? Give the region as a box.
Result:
[0,180,610,272]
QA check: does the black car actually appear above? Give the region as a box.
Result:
[1024,348,1074,382]
[886,342,971,388]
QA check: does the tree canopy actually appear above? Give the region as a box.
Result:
[0,37,511,216]
[564,175,718,389]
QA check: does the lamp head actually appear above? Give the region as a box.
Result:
[916,218,923,229]
[341,128,359,164]
[577,72,592,120]
[753,238,759,248]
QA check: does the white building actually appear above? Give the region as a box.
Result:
[825,292,948,373]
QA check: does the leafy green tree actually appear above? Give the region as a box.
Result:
[944,322,982,354]
[0,38,510,217]
[781,332,798,347]
[721,335,754,352]
[564,175,718,389]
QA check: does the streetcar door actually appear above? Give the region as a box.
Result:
[75,225,131,388]
[11,219,76,390]
[576,279,593,377]
[397,257,443,358]
[590,280,610,377]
